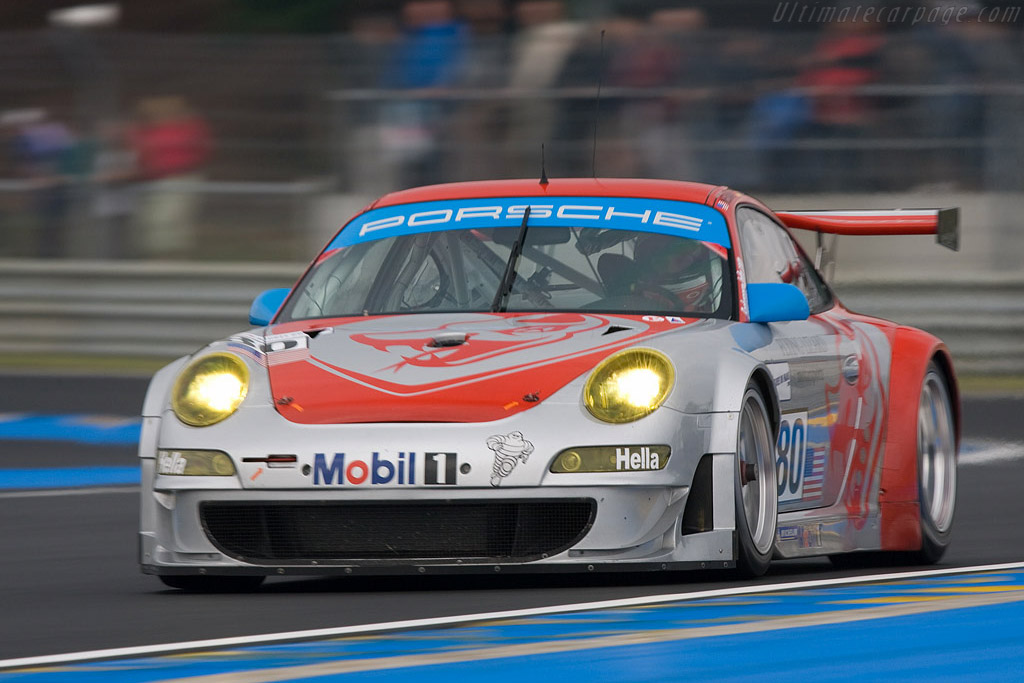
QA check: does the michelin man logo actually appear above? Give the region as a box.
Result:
[486,431,534,487]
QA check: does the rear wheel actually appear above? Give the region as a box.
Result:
[916,363,957,563]
[735,387,778,577]
[158,575,265,593]
[829,361,957,568]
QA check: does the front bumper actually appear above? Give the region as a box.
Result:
[139,403,741,577]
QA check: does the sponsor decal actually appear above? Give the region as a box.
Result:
[312,452,416,486]
[328,196,731,249]
[157,451,187,475]
[641,315,689,324]
[228,330,319,367]
[615,446,663,471]
[735,255,749,319]
[487,431,534,486]
[777,524,822,549]
[767,362,792,402]
[310,451,460,486]
[424,451,458,485]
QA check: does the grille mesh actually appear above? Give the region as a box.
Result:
[200,500,595,564]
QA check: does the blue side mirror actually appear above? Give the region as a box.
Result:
[747,283,810,323]
[249,288,290,326]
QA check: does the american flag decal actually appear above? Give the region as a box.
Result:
[802,446,827,499]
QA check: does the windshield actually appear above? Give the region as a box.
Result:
[279,197,733,321]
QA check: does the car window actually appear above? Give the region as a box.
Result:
[736,207,832,314]
[280,226,733,321]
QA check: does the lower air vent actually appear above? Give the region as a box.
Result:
[201,499,596,564]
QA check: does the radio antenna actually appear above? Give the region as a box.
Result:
[591,29,606,178]
[540,143,549,185]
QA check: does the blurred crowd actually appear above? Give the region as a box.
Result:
[1,96,209,259]
[339,0,1023,193]
[1,0,1023,259]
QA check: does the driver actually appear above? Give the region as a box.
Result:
[633,233,717,311]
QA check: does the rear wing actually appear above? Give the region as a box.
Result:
[776,208,960,251]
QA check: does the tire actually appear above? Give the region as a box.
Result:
[158,575,265,593]
[915,362,957,563]
[735,386,778,577]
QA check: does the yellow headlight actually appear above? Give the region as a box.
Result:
[171,353,249,427]
[583,348,674,423]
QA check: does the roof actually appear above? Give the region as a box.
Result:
[370,178,726,209]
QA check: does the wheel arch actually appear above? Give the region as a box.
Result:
[747,366,781,440]
[142,356,191,418]
[879,326,960,551]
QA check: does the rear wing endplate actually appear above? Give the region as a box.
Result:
[776,208,960,251]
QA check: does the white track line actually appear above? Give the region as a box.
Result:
[0,486,138,499]
[959,440,1024,465]
[2,560,1024,671]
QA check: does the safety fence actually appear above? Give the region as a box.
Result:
[0,259,1020,374]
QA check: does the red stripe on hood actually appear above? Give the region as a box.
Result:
[265,312,692,424]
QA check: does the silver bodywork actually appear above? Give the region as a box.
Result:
[139,310,896,576]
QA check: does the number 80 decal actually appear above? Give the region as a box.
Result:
[776,411,807,503]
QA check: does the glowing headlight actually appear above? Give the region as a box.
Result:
[583,348,674,423]
[171,353,249,427]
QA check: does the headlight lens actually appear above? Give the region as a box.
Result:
[157,449,236,476]
[551,445,671,473]
[583,348,674,423]
[171,353,249,427]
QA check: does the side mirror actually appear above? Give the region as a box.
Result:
[747,283,810,323]
[249,288,290,326]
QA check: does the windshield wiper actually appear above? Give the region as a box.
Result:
[491,206,531,312]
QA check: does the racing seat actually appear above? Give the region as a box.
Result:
[598,253,638,297]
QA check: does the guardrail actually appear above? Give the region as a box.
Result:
[0,259,1020,374]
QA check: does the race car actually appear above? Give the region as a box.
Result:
[138,178,960,590]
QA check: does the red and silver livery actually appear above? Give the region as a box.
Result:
[138,179,960,590]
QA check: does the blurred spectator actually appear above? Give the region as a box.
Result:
[627,8,711,181]
[338,12,401,193]
[699,31,766,187]
[5,108,77,258]
[131,96,210,258]
[449,0,511,180]
[503,0,582,178]
[912,10,1023,190]
[797,18,885,190]
[379,0,467,188]
[92,119,138,258]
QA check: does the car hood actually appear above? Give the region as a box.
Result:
[243,312,696,424]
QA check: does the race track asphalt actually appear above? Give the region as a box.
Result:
[0,374,1021,661]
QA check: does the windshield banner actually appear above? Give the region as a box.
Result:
[328,196,730,249]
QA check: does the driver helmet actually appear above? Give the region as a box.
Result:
[633,233,713,308]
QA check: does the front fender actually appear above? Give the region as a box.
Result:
[141,356,191,418]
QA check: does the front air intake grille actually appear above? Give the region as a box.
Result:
[200,500,596,564]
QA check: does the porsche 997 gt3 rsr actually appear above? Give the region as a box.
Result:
[138,178,960,591]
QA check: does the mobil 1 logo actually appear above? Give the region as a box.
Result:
[424,452,458,485]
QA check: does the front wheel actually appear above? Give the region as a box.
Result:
[915,363,957,563]
[735,387,778,577]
